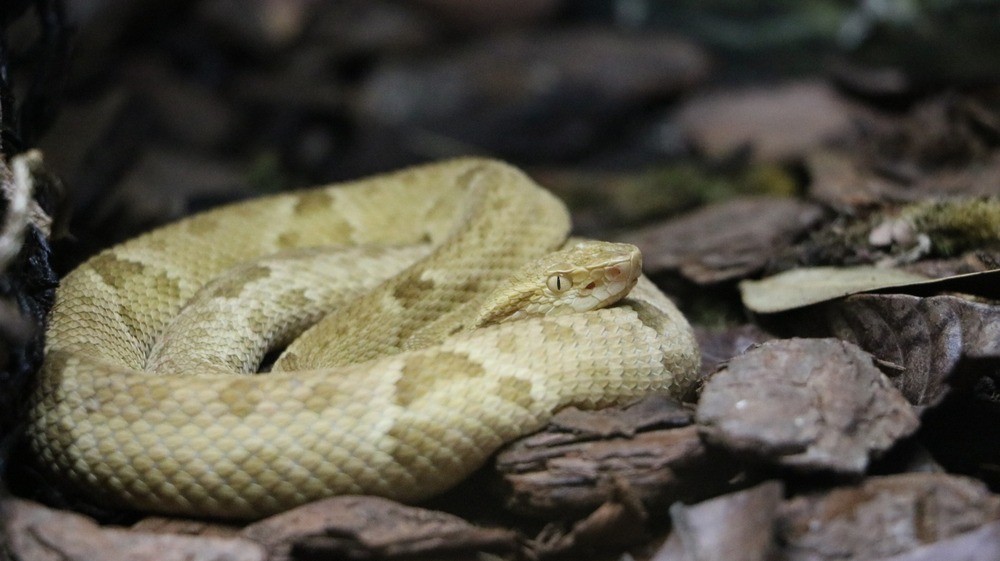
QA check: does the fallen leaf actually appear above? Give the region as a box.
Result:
[739,266,930,314]
[792,294,1000,406]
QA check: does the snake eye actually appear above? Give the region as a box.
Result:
[547,274,572,293]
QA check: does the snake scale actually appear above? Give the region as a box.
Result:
[27,158,699,520]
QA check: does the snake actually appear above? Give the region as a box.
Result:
[26,158,700,520]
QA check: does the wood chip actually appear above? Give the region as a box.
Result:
[651,481,783,561]
[674,80,856,162]
[624,197,824,283]
[777,473,1000,561]
[1,498,264,561]
[241,495,519,561]
[696,338,919,473]
[496,396,726,519]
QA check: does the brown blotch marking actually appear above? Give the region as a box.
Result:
[539,320,578,344]
[456,276,482,296]
[303,379,352,413]
[496,375,535,412]
[89,253,146,291]
[495,330,522,355]
[290,190,357,244]
[283,287,312,310]
[207,265,274,299]
[385,418,424,473]
[396,351,485,407]
[186,216,221,235]
[276,231,301,248]
[278,351,301,371]
[39,352,69,392]
[89,253,183,341]
[292,191,335,216]
[219,378,263,417]
[392,277,436,308]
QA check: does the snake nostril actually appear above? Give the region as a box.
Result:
[585,282,596,290]
[607,266,621,279]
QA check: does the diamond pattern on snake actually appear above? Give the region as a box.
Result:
[28,158,700,519]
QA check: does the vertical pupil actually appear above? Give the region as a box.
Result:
[556,277,561,290]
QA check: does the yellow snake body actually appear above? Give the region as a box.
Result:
[27,159,699,519]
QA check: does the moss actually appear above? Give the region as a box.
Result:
[902,197,1000,256]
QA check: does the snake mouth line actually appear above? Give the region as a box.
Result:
[594,249,642,309]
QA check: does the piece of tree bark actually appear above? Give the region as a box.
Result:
[623,196,825,284]
[651,481,783,561]
[241,495,519,561]
[495,396,726,519]
[696,338,919,474]
[1,498,264,561]
[777,473,1000,561]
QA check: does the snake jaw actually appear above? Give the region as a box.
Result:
[563,243,642,313]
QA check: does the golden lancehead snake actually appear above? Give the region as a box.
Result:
[27,158,699,519]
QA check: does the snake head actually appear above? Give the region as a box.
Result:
[475,240,643,326]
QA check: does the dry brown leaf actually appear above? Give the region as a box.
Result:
[805,293,1000,406]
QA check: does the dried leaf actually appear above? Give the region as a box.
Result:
[739,266,929,314]
[798,294,1000,406]
[694,324,774,378]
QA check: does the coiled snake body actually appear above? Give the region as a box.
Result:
[27,159,699,519]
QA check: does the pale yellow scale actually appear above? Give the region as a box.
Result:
[27,159,700,519]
